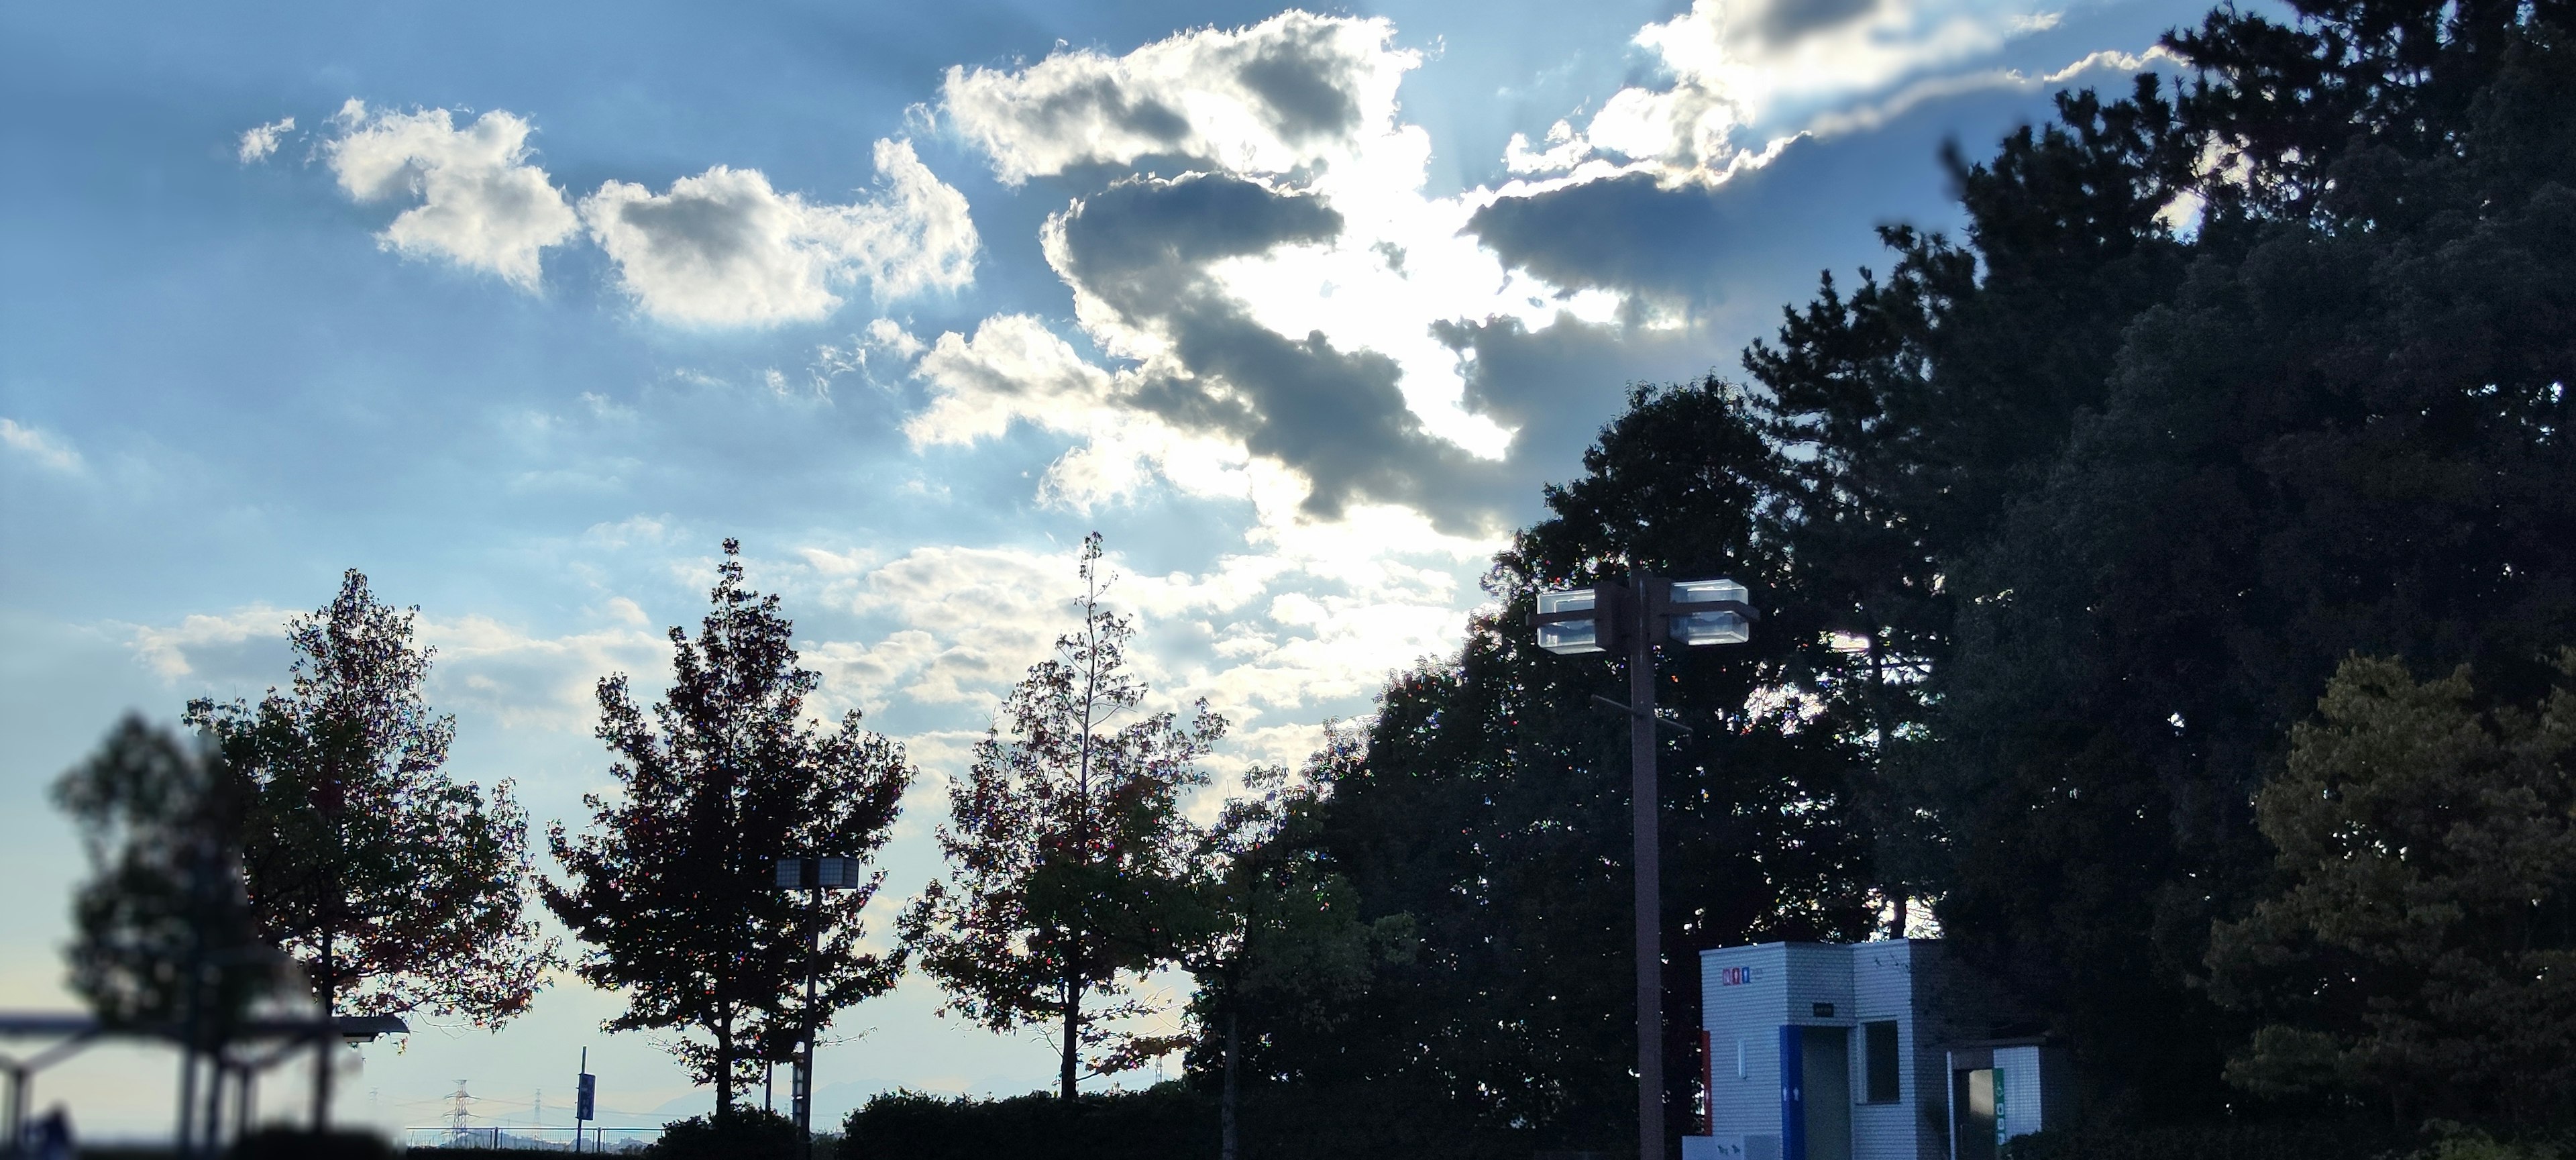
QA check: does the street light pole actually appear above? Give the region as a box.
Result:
[771,855,858,1160]
[800,873,818,1160]
[1625,569,1663,1160]
[1534,570,1754,1160]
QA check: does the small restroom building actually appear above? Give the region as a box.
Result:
[1682,940,2072,1160]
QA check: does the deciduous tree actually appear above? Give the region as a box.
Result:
[545,540,911,1118]
[186,570,557,1126]
[902,532,1224,1100]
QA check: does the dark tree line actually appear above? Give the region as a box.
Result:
[1204,0,2576,1147]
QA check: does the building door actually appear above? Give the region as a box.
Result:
[1780,1026,1853,1160]
[1952,1069,1996,1160]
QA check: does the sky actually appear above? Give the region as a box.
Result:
[1,0,2218,1141]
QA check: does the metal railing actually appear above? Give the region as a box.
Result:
[400,1126,663,1152]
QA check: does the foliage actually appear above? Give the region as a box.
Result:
[1167,742,1416,1159]
[52,717,290,1037]
[1735,0,2576,1120]
[900,533,1224,1098]
[545,540,911,1114]
[2410,1123,2574,1160]
[2208,655,2576,1124]
[227,1129,400,1160]
[840,1084,1526,1160]
[1997,1119,2409,1160]
[647,1109,802,1160]
[1228,382,1879,1147]
[184,570,555,1024]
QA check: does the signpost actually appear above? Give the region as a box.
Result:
[574,1049,594,1155]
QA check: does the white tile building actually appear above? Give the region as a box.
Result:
[1682,940,2071,1160]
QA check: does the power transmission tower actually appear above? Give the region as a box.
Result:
[446,1080,475,1148]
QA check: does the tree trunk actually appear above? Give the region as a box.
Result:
[1221,1008,1240,1160]
[1059,975,1081,1100]
[312,927,335,1132]
[176,1045,199,1160]
[203,1059,229,1153]
[716,1017,736,1122]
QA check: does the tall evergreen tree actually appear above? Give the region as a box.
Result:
[2208,653,2576,1126]
[901,532,1224,1100]
[545,540,911,1118]
[1246,382,1878,1149]
[1748,0,2576,1120]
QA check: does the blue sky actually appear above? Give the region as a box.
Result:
[3,0,2214,1138]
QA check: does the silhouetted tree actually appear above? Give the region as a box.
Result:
[902,532,1224,1100]
[1169,739,1413,1160]
[545,540,910,1119]
[54,717,296,1155]
[186,570,557,1126]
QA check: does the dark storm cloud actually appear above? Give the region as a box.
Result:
[1053,172,1343,301]
[1053,173,1507,527]
[1434,312,1732,487]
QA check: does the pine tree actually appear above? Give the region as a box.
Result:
[2208,653,2576,1125]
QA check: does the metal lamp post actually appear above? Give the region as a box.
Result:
[1531,570,1756,1160]
[770,855,864,1160]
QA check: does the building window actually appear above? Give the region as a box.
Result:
[1863,1021,1900,1103]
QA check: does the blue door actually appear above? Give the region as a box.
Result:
[1780,1025,1805,1160]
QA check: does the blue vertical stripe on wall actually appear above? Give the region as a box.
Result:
[1780,1024,1805,1160]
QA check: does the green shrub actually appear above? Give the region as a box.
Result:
[2000,1120,2409,1160]
[227,1130,395,1160]
[647,1108,802,1160]
[840,1082,1536,1160]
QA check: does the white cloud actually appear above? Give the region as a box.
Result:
[804,519,1491,749]
[579,139,978,328]
[419,613,667,730]
[942,11,1417,184]
[237,116,294,164]
[323,100,580,289]
[1,418,85,474]
[908,15,1635,526]
[123,601,663,730]
[125,605,291,680]
[1509,0,2067,182]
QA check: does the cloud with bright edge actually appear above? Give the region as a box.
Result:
[0,418,84,474]
[325,100,580,289]
[912,11,1638,533]
[582,139,980,328]
[941,11,1419,184]
[1509,0,2069,183]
